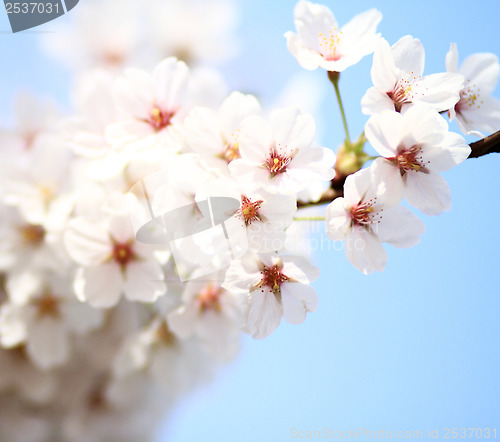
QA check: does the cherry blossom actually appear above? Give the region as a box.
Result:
[105,57,190,153]
[446,43,500,136]
[0,272,104,370]
[285,1,382,72]
[183,91,261,170]
[167,278,243,361]
[325,168,425,274]
[228,106,335,194]
[362,36,464,114]
[222,252,319,339]
[365,106,471,215]
[64,211,167,308]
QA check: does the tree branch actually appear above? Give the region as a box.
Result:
[297,130,500,209]
[468,130,500,158]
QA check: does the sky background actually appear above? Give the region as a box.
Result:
[1,0,500,441]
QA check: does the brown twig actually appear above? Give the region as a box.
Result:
[297,130,500,209]
[468,130,500,158]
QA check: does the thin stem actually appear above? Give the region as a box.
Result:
[293,216,326,221]
[328,70,351,147]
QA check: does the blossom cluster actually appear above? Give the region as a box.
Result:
[0,0,499,440]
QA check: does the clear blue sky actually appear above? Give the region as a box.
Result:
[1,1,499,441]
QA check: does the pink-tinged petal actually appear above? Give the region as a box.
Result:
[325,198,350,241]
[244,286,283,340]
[403,171,451,215]
[460,53,499,94]
[105,120,154,149]
[374,205,425,248]
[285,32,325,70]
[365,110,403,157]
[27,318,69,370]
[282,255,320,283]
[152,58,189,108]
[0,304,27,347]
[258,192,297,224]
[340,9,382,51]
[123,259,166,303]
[108,215,135,243]
[371,38,398,91]
[167,305,197,339]
[222,258,261,294]
[183,107,224,155]
[294,1,337,51]
[370,158,404,207]
[64,218,111,266]
[391,36,425,76]
[361,86,395,115]
[60,301,104,335]
[402,106,448,146]
[74,265,123,308]
[228,159,270,184]
[343,168,371,204]
[239,116,273,163]
[220,92,261,135]
[446,43,459,73]
[281,282,318,325]
[114,68,154,119]
[270,107,315,152]
[422,132,470,172]
[345,225,387,274]
[414,72,464,111]
[457,96,500,134]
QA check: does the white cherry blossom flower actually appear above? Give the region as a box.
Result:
[325,168,425,274]
[147,0,239,65]
[365,106,471,215]
[362,36,464,114]
[196,177,297,252]
[446,43,500,136]
[222,252,319,339]
[228,107,335,194]
[106,57,190,153]
[0,272,104,370]
[183,91,261,170]
[64,211,167,308]
[167,278,243,362]
[113,318,213,398]
[285,1,382,72]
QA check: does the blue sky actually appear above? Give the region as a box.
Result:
[1,1,499,441]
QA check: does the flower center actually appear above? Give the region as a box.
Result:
[110,239,137,272]
[258,264,288,297]
[34,292,60,319]
[390,145,429,174]
[222,142,241,162]
[198,284,223,313]
[264,146,292,177]
[456,79,483,112]
[236,195,264,226]
[19,224,46,246]
[350,198,381,227]
[318,29,343,61]
[155,321,177,347]
[147,106,175,132]
[387,72,421,112]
